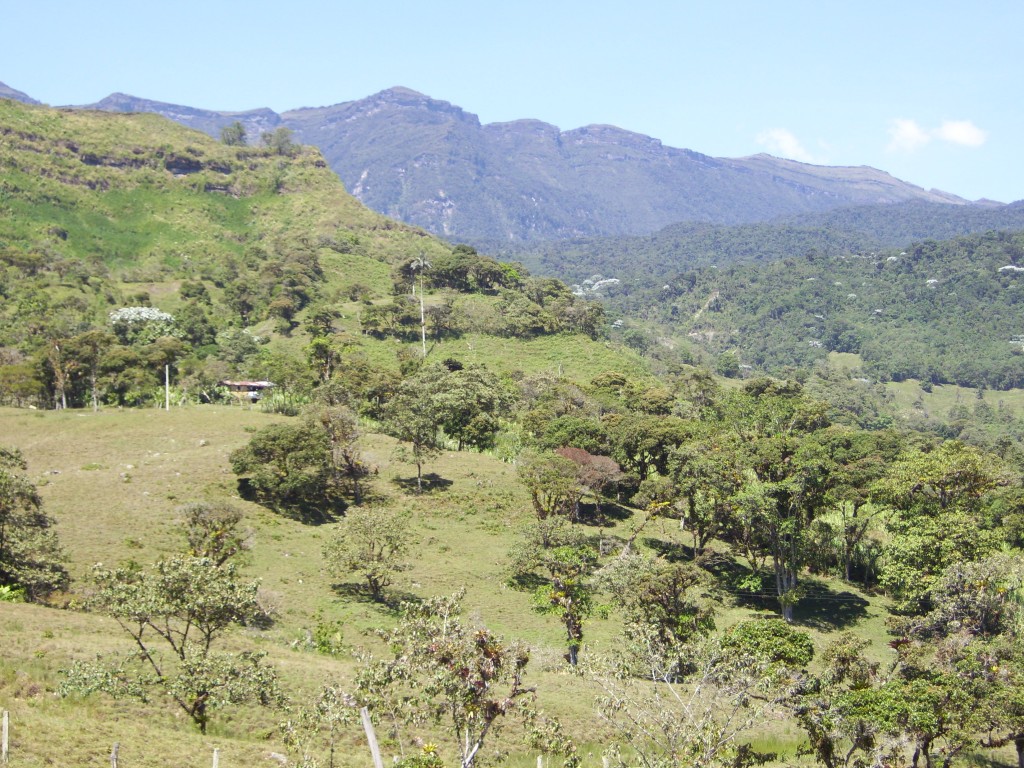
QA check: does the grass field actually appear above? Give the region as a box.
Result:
[828,351,1024,420]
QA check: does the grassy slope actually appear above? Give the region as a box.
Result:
[829,352,1024,420]
[0,404,905,768]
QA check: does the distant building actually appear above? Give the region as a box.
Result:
[219,380,274,403]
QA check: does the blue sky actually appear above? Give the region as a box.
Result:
[4,1,1022,202]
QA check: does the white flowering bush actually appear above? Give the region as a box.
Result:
[109,306,180,344]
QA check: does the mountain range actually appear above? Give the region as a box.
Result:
[0,81,986,244]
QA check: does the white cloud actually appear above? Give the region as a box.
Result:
[888,118,931,152]
[888,118,988,152]
[934,120,987,147]
[756,128,814,163]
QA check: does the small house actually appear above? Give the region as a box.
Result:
[219,380,274,404]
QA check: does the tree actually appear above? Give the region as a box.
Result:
[410,253,431,357]
[61,556,283,734]
[593,623,810,768]
[323,506,410,601]
[220,120,247,146]
[662,429,745,555]
[874,440,1008,613]
[598,552,715,677]
[178,502,250,567]
[65,331,116,415]
[606,413,691,481]
[357,592,577,768]
[806,428,903,584]
[0,446,68,601]
[720,380,833,621]
[230,420,338,520]
[517,450,584,521]
[532,544,602,666]
[555,447,625,514]
[262,126,296,155]
[313,405,371,505]
[230,409,370,520]
[432,364,511,451]
[381,372,446,494]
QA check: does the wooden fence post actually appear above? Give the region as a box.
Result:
[360,707,384,768]
[2,710,8,764]
[212,747,220,767]
[110,742,119,768]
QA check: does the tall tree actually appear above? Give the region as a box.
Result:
[65,329,116,411]
[0,446,68,601]
[724,379,833,621]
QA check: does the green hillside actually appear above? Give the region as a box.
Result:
[0,99,638,411]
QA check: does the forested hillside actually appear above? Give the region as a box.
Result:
[498,200,1024,283]
[604,230,1024,390]
[0,99,615,411]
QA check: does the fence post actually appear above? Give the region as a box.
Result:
[360,707,384,768]
[212,747,220,767]
[2,710,8,764]
[110,742,119,768]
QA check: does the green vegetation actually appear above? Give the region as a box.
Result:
[2,99,1024,768]
[586,230,1024,391]
[0,445,69,600]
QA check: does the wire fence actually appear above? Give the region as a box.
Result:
[0,711,224,767]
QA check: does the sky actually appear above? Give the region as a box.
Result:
[4,1,1022,203]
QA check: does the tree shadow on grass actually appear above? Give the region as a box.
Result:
[505,573,548,592]
[329,582,422,613]
[391,473,453,494]
[642,536,699,563]
[237,478,344,525]
[577,500,634,526]
[638,542,872,630]
[789,579,870,631]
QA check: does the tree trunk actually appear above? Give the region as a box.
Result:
[1015,735,1024,768]
[567,643,579,666]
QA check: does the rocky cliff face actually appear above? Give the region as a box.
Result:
[282,88,966,243]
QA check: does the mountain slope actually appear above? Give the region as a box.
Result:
[4,83,977,243]
[0,80,40,104]
[83,91,283,146]
[281,87,968,242]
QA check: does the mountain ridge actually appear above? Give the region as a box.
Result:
[1,81,996,243]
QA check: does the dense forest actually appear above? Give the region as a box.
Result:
[3,99,1024,768]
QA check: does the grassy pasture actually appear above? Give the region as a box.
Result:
[2,404,1007,766]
